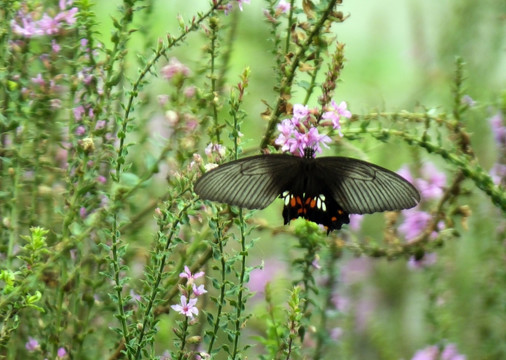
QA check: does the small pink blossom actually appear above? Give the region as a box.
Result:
[73,106,85,121]
[276,0,291,13]
[161,57,191,80]
[57,347,67,358]
[31,73,45,86]
[171,295,199,318]
[192,284,208,296]
[25,337,39,351]
[179,265,205,284]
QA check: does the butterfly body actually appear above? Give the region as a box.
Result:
[194,151,420,233]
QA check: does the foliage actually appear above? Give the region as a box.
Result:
[0,0,504,359]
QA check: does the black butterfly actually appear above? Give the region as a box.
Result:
[194,148,420,233]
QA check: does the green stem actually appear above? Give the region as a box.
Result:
[207,220,228,355]
[134,201,193,360]
[176,317,190,360]
[231,209,247,360]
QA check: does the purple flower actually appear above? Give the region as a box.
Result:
[73,106,85,121]
[490,163,506,185]
[179,265,205,285]
[441,343,466,360]
[57,347,67,358]
[349,214,364,231]
[489,110,506,148]
[297,127,331,157]
[38,13,60,35]
[398,163,446,201]
[75,125,86,136]
[416,163,446,200]
[171,295,199,318]
[399,209,432,242]
[204,143,226,158]
[411,345,439,360]
[31,74,45,86]
[51,39,61,53]
[411,344,466,360]
[192,284,207,296]
[292,104,310,124]
[95,120,106,131]
[321,100,351,136]
[25,337,39,352]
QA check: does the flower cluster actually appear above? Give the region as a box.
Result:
[11,1,78,38]
[489,110,506,186]
[171,266,207,319]
[397,162,447,268]
[275,101,351,157]
[411,343,466,360]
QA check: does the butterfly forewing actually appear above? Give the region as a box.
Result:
[315,157,420,214]
[194,154,301,209]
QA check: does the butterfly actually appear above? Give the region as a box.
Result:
[194,148,420,233]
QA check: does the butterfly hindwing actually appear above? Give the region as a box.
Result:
[315,157,420,214]
[194,154,301,209]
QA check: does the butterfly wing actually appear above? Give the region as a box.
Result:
[315,157,420,214]
[194,154,301,210]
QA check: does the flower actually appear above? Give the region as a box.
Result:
[411,345,439,360]
[398,209,431,242]
[161,57,191,80]
[441,343,466,360]
[275,119,330,157]
[57,347,67,358]
[410,344,466,360]
[489,110,506,148]
[276,0,291,13]
[179,265,205,285]
[204,143,226,159]
[171,295,199,318]
[192,284,207,296]
[416,163,446,200]
[398,163,446,201]
[25,337,39,351]
[321,100,351,136]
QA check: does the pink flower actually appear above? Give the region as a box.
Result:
[161,57,191,80]
[192,284,207,296]
[179,265,205,285]
[321,100,351,136]
[276,0,291,13]
[25,337,39,351]
[38,13,60,35]
[399,209,431,242]
[411,345,439,360]
[57,347,67,358]
[171,295,199,318]
[73,106,85,121]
